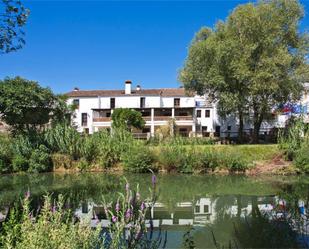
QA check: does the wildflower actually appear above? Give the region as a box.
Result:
[140,202,146,211]
[152,175,157,186]
[112,216,117,223]
[52,205,56,213]
[125,208,132,219]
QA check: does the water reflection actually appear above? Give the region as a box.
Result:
[0,173,309,248]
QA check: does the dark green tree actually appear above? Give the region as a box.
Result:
[0,0,29,54]
[0,77,70,134]
[179,0,309,143]
[111,108,145,131]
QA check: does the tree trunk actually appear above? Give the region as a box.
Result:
[238,112,244,144]
[252,113,263,144]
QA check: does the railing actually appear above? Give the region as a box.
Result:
[153,116,172,121]
[93,117,111,122]
[174,116,193,121]
[142,116,152,121]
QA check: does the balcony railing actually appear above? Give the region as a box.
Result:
[93,117,111,122]
[142,116,152,121]
[153,116,172,121]
[174,116,193,121]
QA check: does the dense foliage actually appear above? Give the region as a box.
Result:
[179,0,309,143]
[0,0,29,54]
[279,118,309,173]
[0,122,278,174]
[111,108,145,131]
[0,77,72,134]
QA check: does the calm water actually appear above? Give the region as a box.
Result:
[0,173,309,248]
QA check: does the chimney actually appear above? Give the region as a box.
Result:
[125,80,132,94]
[136,85,141,91]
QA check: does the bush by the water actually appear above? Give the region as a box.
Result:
[0,123,275,174]
[279,118,309,173]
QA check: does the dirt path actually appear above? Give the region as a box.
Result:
[248,154,294,175]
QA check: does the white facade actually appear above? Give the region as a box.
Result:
[67,81,309,138]
[67,82,214,137]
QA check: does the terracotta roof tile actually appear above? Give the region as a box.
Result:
[66,88,193,97]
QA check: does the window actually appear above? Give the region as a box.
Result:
[227,126,231,131]
[174,98,180,107]
[215,126,221,137]
[205,110,210,118]
[140,97,145,108]
[142,127,150,133]
[196,110,201,118]
[195,205,200,213]
[73,99,79,109]
[204,205,209,213]
[110,98,115,109]
[81,113,88,126]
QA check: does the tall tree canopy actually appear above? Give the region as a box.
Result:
[0,77,71,134]
[0,0,29,54]
[111,108,145,131]
[179,0,309,143]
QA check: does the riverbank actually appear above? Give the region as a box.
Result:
[52,144,295,175]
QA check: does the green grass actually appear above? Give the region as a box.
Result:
[152,144,279,163]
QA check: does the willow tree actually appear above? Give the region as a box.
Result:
[179,0,309,143]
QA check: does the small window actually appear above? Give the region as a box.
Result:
[174,98,180,107]
[140,97,146,108]
[205,110,210,118]
[142,127,150,133]
[227,126,231,131]
[204,205,209,213]
[196,110,201,118]
[73,99,79,109]
[195,205,200,213]
[110,98,115,109]
[81,113,88,126]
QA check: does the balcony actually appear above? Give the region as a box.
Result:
[154,116,172,121]
[174,116,193,121]
[142,116,152,121]
[93,117,111,122]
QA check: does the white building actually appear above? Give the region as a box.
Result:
[66,80,216,137]
[66,80,309,138]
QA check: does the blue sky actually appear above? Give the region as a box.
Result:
[1,0,308,93]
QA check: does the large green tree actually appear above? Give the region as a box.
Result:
[179,0,309,143]
[0,0,29,54]
[111,108,145,131]
[0,77,70,133]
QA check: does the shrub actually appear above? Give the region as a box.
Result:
[51,153,73,169]
[28,145,52,173]
[157,145,186,172]
[0,158,11,174]
[77,158,89,172]
[12,155,29,172]
[294,144,309,173]
[224,152,248,172]
[199,151,221,171]
[122,144,155,172]
[44,123,82,160]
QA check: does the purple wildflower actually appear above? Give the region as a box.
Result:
[152,175,157,186]
[140,202,146,211]
[52,205,56,213]
[112,216,117,223]
[125,208,132,219]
